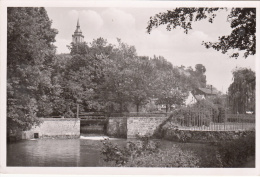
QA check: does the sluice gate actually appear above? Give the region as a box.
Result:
[79,112,107,134]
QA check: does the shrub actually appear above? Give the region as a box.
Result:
[100,140,129,166]
[125,145,199,167]
[100,136,199,167]
[101,136,159,166]
[216,132,255,167]
[177,142,222,167]
[170,100,219,127]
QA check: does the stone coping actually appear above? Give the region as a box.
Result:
[39,118,79,121]
[109,116,167,119]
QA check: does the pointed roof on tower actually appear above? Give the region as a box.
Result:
[72,18,84,43]
[77,18,80,27]
[75,18,82,33]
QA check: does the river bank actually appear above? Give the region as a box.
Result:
[7,135,255,167]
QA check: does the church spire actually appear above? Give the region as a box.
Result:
[77,18,80,27]
[72,18,84,44]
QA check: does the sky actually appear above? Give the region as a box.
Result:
[45,7,256,93]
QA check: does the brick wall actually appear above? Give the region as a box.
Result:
[127,117,167,138]
[21,118,80,139]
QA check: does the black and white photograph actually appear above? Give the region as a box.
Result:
[0,0,259,176]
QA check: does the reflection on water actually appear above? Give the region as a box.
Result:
[7,136,209,167]
[7,136,126,167]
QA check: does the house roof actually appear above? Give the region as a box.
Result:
[197,88,218,95]
[194,95,205,101]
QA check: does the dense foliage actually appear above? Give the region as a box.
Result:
[101,136,199,167]
[147,8,256,58]
[7,7,58,133]
[66,39,208,114]
[163,100,219,127]
[227,68,255,114]
[7,7,215,135]
[216,132,255,167]
[101,133,255,167]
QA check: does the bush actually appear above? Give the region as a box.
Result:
[216,132,255,167]
[172,100,219,127]
[155,100,219,138]
[100,136,199,167]
[177,142,222,167]
[101,136,159,166]
[125,145,199,167]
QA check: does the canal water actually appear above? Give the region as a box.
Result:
[7,135,210,167]
[7,135,127,167]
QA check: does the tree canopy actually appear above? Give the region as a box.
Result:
[7,8,219,135]
[147,8,256,58]
[228,68,255,114]
[7,7,58,133]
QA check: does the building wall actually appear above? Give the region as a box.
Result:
[127,117,167,138]
[185,91,197,105]
[21,118,80,139]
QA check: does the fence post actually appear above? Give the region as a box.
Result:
[77,104,79,119]
[224,116,225,131]
[199,110,201,130]
[242,115,244,130]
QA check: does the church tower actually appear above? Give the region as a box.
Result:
[72,19,84,44]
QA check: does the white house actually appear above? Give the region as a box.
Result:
[185,91,197,105]
[185,91,205,106]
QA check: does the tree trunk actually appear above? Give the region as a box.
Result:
[136,103,139,113]
[166,104,168,113]
[120,102,123,114]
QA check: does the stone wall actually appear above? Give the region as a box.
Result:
[21,118,80,139]
[106,117,127,138]
[127,117,167,138]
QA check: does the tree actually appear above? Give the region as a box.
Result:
[194,64,207,88]
[147,8,256,58]
[65,40,109,115]
[99,39,137,113]
[7,7,57,133]
[154,70,186,112]
[128,56,154,112]
[177,64,207,90]
[50,54,72,116]
[151,56,186,112]
[228,68,255,114]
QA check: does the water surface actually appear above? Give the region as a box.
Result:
[7,136,126,167]
[7,136,209,167]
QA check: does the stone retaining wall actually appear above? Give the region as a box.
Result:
[21,118,80,139]
[127,117,167,138]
